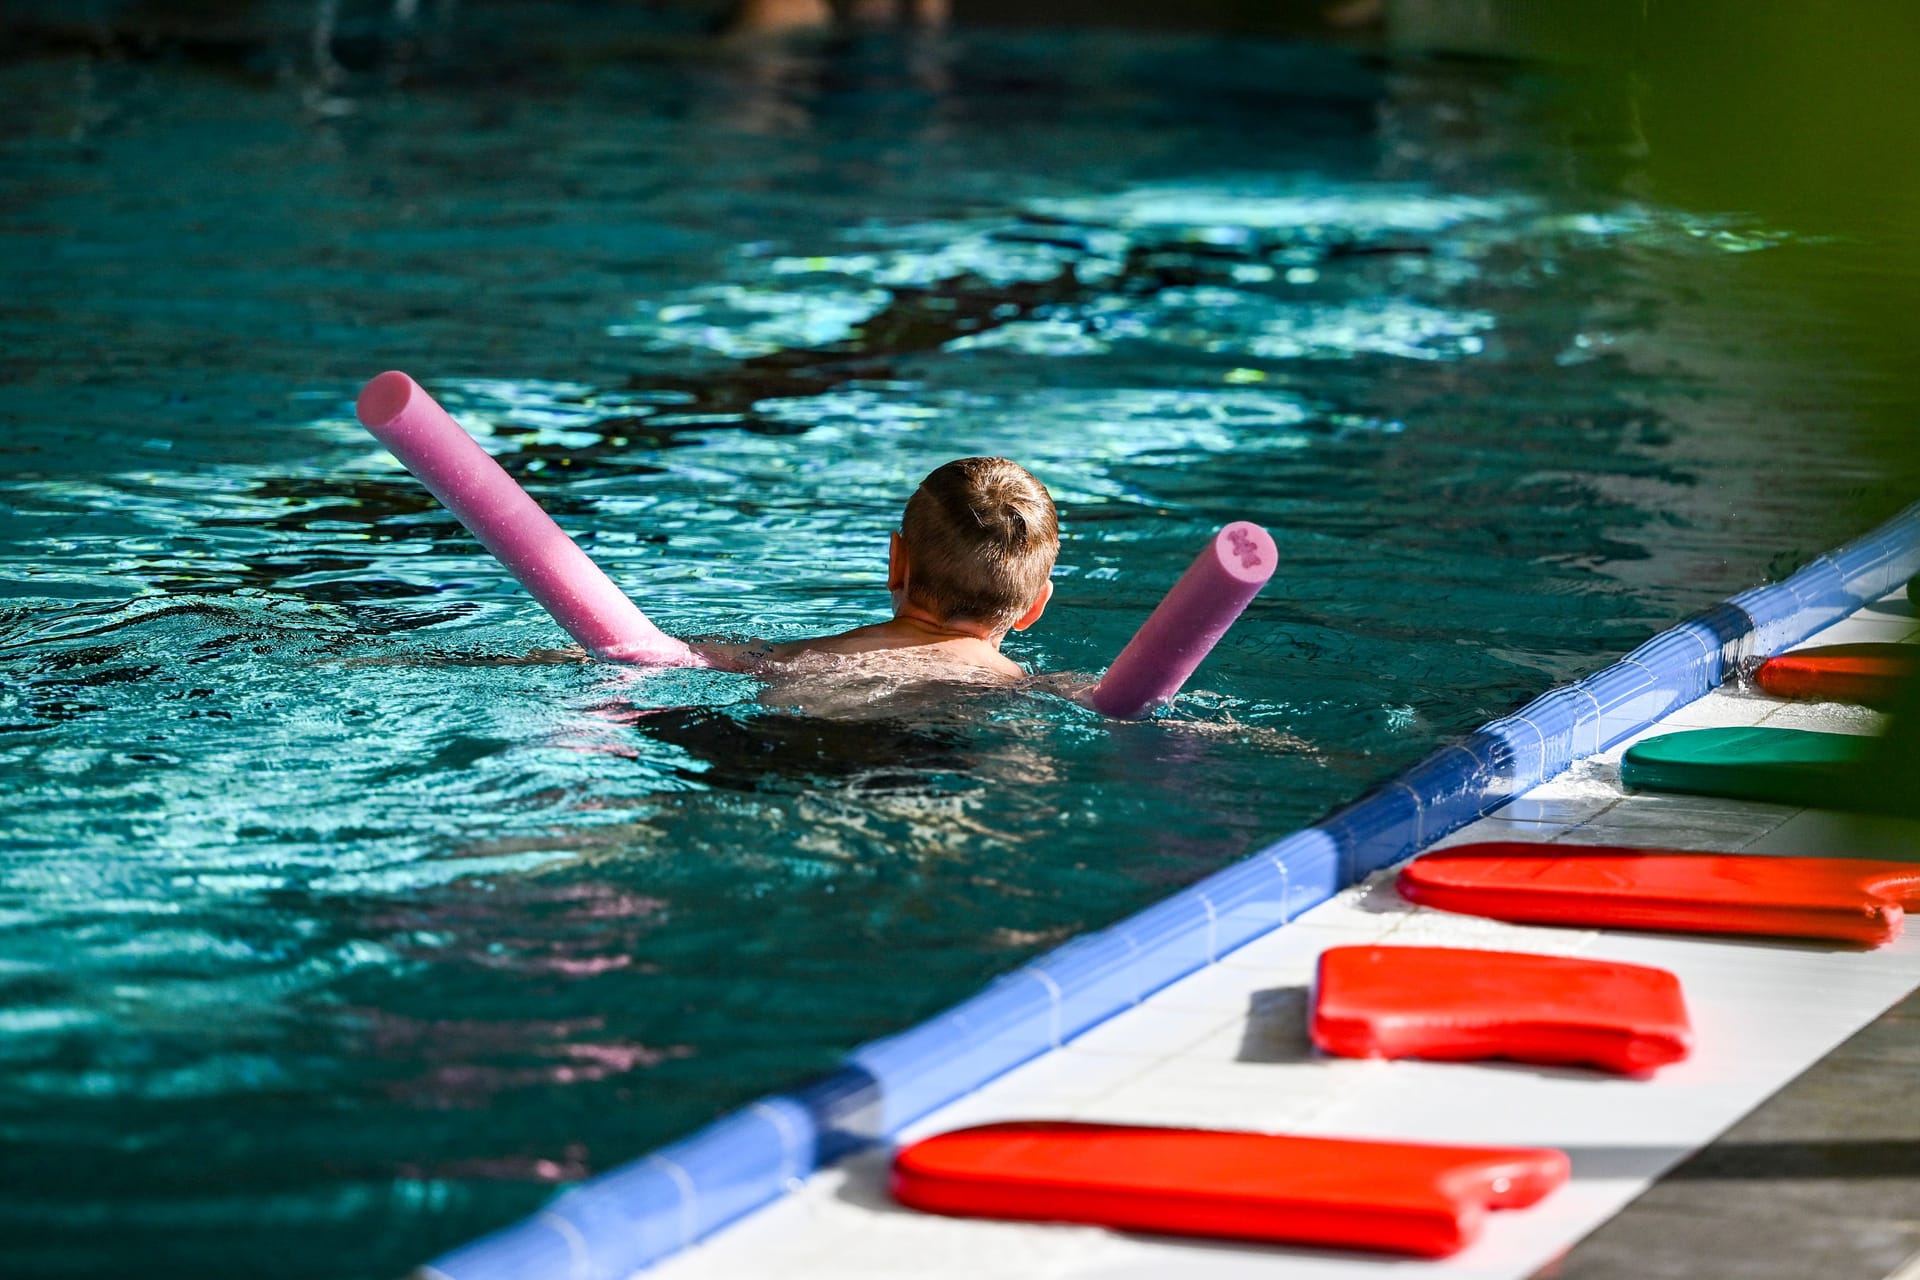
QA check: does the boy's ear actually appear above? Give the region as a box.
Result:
[887,529,910,594]
[1011,579,1054,632]
[887,531,909,594]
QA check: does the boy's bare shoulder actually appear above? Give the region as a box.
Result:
[696,625,1026,682]
[780,628,1025,680]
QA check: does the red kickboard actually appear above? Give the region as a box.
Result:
[892,1121,1567,1258]
[1311,945,1691,1074]
[1399,843,1920,946]
[1753,643,1918,707]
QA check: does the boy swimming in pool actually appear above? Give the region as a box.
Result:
[358,370,1267,712]
[697,457,1059,683]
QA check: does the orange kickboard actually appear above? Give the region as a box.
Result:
[1399,843,1920,946]
[1753,643,1918,707]
[891,1121,1568,1258]
[1311,944,1691,1074]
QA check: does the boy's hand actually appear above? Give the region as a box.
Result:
[689,639,775,673]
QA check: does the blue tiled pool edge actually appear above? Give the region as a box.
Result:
[423,501,1920,1280]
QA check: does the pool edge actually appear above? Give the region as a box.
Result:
[424,499,1920,1280]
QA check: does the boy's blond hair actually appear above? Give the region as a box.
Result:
[900,457,1058,630]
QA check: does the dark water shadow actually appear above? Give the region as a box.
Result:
[625,704,979,793]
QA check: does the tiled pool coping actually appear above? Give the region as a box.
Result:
[422,501,1920,1280]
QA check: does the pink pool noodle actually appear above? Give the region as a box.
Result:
[1088,522,1277,718]
[355,371,700,667]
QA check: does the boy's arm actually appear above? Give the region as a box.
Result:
[689,639,776,672]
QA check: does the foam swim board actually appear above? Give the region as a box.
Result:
[1311,944,1691,1074]
[1399,844,1920,946]
[891,1121,1568,1258]
[1619,726,1874,807]
[1753,643,1918,708]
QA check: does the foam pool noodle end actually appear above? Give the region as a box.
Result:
[355,371,701,667]
[1087,522,1277,718]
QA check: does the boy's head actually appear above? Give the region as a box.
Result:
[891,457,1058,635]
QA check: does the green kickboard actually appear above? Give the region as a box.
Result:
[1621,727,1875,807]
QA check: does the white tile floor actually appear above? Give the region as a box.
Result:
[648,591,1920,1280]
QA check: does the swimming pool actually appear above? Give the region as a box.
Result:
[1,8,1915,1277]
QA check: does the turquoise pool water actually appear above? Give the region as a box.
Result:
[2,8,1915,1277]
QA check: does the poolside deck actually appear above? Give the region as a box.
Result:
[647,588,1920,1280]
